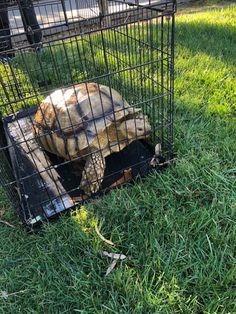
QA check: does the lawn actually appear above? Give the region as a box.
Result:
[0,3,236,314]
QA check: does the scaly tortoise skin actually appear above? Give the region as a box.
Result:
[33,82,151,194]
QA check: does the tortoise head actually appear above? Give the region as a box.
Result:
[119,114,151,140]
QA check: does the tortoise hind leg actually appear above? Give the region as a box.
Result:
[80,152,105,195]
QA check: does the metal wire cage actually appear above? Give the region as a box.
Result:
[0,0,176,227]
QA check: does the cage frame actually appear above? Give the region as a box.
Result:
[0,0,176,228]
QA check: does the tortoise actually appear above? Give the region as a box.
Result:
[33,82,151,194]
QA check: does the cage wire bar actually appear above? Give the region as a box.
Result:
[0,0,176,227]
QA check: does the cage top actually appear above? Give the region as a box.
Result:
[4,0,177,7]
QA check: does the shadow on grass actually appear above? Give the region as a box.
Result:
[176,18,236,66]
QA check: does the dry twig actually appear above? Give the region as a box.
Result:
[0,219,15,228]
[1,289,27,299]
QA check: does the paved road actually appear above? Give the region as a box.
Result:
[9,0,163,35]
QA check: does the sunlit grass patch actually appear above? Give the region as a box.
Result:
[71,206,97,233]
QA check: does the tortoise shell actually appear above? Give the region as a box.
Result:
[33,82,141,159]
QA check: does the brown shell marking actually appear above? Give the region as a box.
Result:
[66,94,77,106]
[34,101,56,132]
[64,83,99,107]
[77,83,98,95]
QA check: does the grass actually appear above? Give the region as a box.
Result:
[0,4,236,314]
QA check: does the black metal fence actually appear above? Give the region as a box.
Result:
[0,0,176,227]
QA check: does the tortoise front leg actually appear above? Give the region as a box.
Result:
[80,152,105,195]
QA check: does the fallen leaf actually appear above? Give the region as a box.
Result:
[155,143,162,155]
[71,194,89,204]
[95,224,115,246]
[105,259,117,276]
[1,291,8,300]
[102,251,126,260]
[150,143,162,167]
[110,168,132,188]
